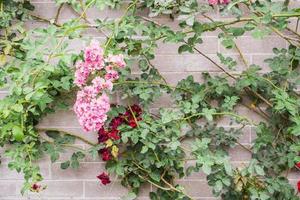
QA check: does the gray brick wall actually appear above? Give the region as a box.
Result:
[0,1,299,199]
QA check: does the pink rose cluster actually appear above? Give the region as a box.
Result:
[74,40,126,132]
[208,0,230,5]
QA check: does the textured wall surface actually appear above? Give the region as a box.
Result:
[1,0,300,200]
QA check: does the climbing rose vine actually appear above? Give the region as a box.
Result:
[73,40,125,132]
[1,0,300,199]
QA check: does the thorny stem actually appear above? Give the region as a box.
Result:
[139,16,274,116]
[128,103,140,128]
[37,128,97,146]
[189,42,273,107]
[30,1,95,86]
[138,174,172,191]
[269,26,300,45]
[142,53,168,84]
[104,0,138,51]
[160,175,194,200]
[136,166,194,199]
[201,14,250,67]
[54,3,64,24]
[114,80,192,93]
[181,111,258,126]
[30,14,61,27]
[40,133,86,152]
[69,4,109,38]
[241,102,270,120]
[47,0,95,63]
[235,140,252,153]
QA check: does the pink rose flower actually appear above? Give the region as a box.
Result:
[74,61,89,87]
[105,70,119,81]
[108,54,126,68]
[74,40,125,132]
[84,40,104,71]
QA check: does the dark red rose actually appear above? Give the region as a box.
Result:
[296,162,300,169]
[124,110,131,117]
[297,180,300,192]
[100,148,111,161]
[128,119,137,128]
[131,104,142,115]
[98,128,109,143]
[108,129,120,140]
[32,183,40,191]
[110,117,124,129]
[97,172,111,185]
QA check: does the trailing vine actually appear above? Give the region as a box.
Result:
[1,0,300,199]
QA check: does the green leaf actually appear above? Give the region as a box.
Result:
[12,126,24,142]
[160,108,183,124]
[12,104,23,112]
[254,165,265,176]
[141,146,148,154]
[121,192,137,200]
[45,130,60,139]
[178,44,193,54]
[61,161,70,169]
[202,164,212,175]
[202,108,216,121]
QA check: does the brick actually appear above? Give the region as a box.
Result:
[251,54,274,72]
[174,180,214,198]
[155,37,218,55]
[150,94,173,109]
[39,127,97,145]
[51,162,105,180]
[84,181,128,198]
[0,181,17,198]
[186,54,250,72]
[220,36,287,54]
[0,159,50,180]
[288,169,300,180]
[228,145,252,162]
[16,181,84,198]
[184,161,207,180]
[4,2,299,200]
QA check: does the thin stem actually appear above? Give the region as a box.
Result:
[161,176,194,200]
[241,102,269,120]
[114,80,192,93]
[268,26,299,45]
[54,3,64,24]
[104,0,138,51]
[140,16,274,108]
[37,128,97,146]
[181,111,257,126]
[69,4,109,38]
[137,175,172,191]
[128,104,140,128]
[142,53,168,84]
[235,140,252,153]
[30,14,61,27]
[259,76,281,90]
[296,18,299,33]
[190,44,237,79]
[202,14,249,67]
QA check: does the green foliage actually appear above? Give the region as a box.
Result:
[1,0,300,199]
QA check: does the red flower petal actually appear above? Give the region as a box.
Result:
[99,148,111,161]
[97,172,111,185]
[108,129,120,140]
[98,128,109,143]
[128,119,137,128]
